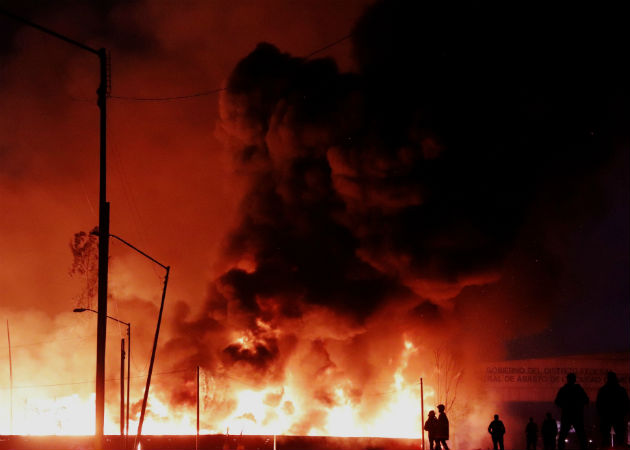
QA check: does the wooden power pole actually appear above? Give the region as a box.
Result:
[0,10,109,450]
[197,366,200,450]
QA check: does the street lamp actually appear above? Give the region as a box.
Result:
[74,308,131,446]
[106,233,170,450]
[77,231,169,450]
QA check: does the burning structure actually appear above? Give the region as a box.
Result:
[0,1,627,448]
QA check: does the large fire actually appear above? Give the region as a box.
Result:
[4,2,620,449]
[0,336,437,438]
[207,339,432,438]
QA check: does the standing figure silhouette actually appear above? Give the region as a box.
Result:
[555,373,588,450]
[488,414,506,450]
[526,417,538,450]
[541,412,558,450]
[596,371,629,448]
[435,404,450,450]
[425,410,439,450]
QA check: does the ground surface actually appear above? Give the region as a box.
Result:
[0,435,420,450]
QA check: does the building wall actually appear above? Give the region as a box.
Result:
[483,353,630,403]
[481,353,630,449]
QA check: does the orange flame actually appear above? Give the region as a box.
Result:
[0,338,436,438]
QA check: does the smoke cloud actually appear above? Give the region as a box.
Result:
[157,1,626,444]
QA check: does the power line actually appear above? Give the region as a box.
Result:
[304,32,353,59]
[109,31,354,103]
[0,334,93,350]
[110,87,225,102]
[108,125,163,282]
[1,366,419,401]
[0,328,138,351]
[0,367,195,391]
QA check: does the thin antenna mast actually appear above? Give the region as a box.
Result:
[7,321,13,435]
[420,377,425,450]
[197,366,200,450]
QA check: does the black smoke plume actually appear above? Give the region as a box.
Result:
[163,0,627,430]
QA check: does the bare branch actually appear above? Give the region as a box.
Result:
[69,227,99,308]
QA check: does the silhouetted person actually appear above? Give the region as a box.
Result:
[425,410,439,450]
[488,414,506,450]
[435,404,450,450]
[526,417,539,450]
[541,412,558,450]
[555,373,588,450]
[596,371,629,448]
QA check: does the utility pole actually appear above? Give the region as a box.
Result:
[120,338,125,436]
[7,321,13,435]
[126,325,131,447]
[420,377,425,450]
[196,366,200,450]
[75,308,130,449]
[135,265,170,449]
[0,10,109,450]
[95,45,110,450]
[106,234,170,450]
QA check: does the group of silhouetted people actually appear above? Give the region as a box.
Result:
[424,404,450,450]
[520,413,559,450]
[488,413,560,450]
[423,371,629,450]
[511,371,630,450]
[554,371,629,450]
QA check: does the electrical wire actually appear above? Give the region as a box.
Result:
[0,367,196,391]
[108,124,163,282]
[0,334,93,350]
[207,369,420,398]
[109,31,354,102]
[110,87,225,102]
[0,327,140,352]
[1,364,418,404]
[304,33,353,59]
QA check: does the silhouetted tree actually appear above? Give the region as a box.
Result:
[434,349,463,416]
[69,227,99,308]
